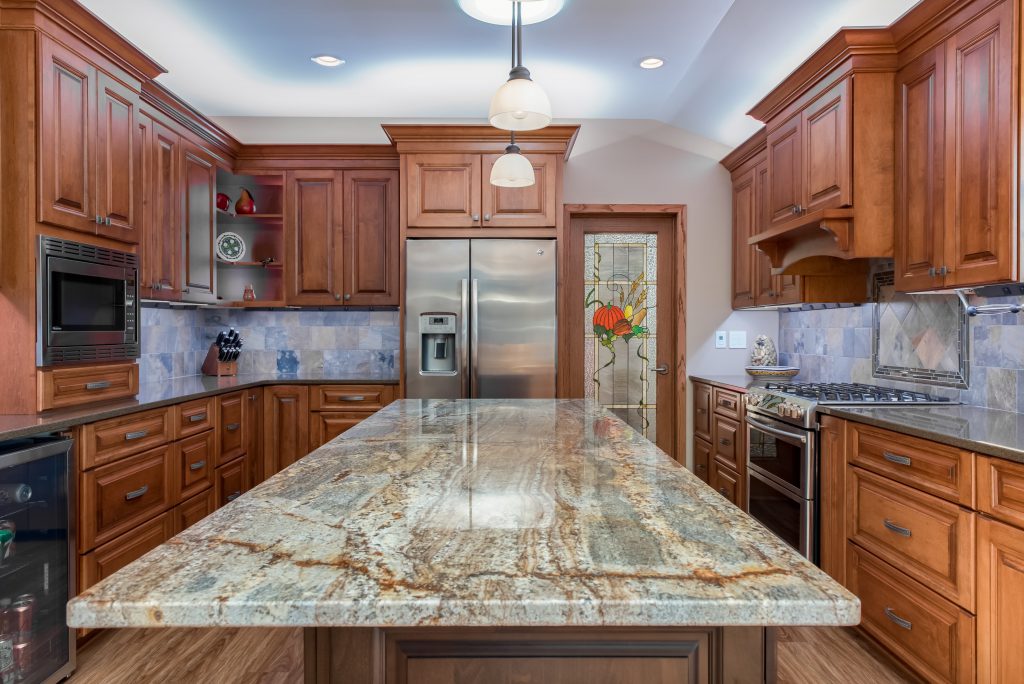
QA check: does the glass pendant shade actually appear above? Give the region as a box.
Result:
[489,76,552,131]
[490,146,536,187]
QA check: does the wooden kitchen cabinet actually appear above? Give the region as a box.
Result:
[977,516,1024,683]
[37,361,140,412]
[217,391,246,465]
[245,388,264,487]
[286,170,344,305]
[140,116,181,300]
[481,153,558,228]
[263,385,310,478]
[80,511,173,593]
[174,489,215,534]
[818,415,847,585]
[895,0,1015,290]
[766,114,803,227]
[710,461,743,508]
[215,455,249,507]
[173,430,214,502]
[692,382,712,443]
[310,412,368,449]
[731,163,757,308]
[712,415,742,471]
[182,141,217,302]
[37,36,142,243]
[343,169,399,305]
[693,437,712,485]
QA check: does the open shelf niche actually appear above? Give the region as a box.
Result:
[215,169,285,306]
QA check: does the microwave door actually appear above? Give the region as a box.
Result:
[46,257,129,347]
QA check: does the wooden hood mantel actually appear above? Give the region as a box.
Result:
[382,124,581,159]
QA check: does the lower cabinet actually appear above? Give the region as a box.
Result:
[691,381,747,511]
[80,511,174,591]
[263,385,310,478]
[174,489,216,534]
[310,412,367,449]
[215,455,250,507]
[710,461,743,508]
[977,516,1024,683]
[692,437,712,484]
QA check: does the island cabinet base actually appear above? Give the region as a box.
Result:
[303,626,777,684]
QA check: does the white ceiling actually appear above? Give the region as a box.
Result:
[80,0,921,148]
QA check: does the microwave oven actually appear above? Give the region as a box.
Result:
[37,237,139,366]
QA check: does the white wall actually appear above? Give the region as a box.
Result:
[561,120,778,464]
[214,116,779,464]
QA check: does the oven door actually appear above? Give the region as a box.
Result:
[748,468,817,561]
[745,412,816,499]
[44,256,129,348]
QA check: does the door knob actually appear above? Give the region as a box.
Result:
[652,364,670,375]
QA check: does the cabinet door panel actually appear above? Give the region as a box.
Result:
[141,118,181,300]
[896,45,946,292]
[731,166,756,308]
[752,160,776,305]
[215,456,249,508]
[766,114,802,226]
[802,80,851,213]
[710,461,742,507]
[693,437,712,484]
[481,153,558,228]
[182,143,216,301]
[217,391,246,465]
[95,71,140,243]
[245,388,263,487]
[945,1,1014,286]
[263,386,310,478]
[310,412,369,450]
[407,154,481,228]
[287,171,343,305]
[38,38,96,234]
[978,517,1024,683]
[344,170,399,305]
[692,382,712,443]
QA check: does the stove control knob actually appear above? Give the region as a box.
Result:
[777,402,805,420]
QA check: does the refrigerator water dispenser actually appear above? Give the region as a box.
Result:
[419,313,457,375]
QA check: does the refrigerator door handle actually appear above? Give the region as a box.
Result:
[460,279,470,399]
[471,278,480,398]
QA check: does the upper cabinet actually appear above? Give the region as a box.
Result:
[406,152,558,230]
[181,142,217,303]
[38,36,142,244]
[896,0,1014,290]
[139,115,181,300]
[285,168,399,307]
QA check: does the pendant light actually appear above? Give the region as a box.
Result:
[488,1,552,131]
[490,132,536,187]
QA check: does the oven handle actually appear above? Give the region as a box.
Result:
[745,416,808,444]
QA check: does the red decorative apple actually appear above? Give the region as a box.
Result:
[216,193,231,212]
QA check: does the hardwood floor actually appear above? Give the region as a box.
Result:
[69,625,915,683]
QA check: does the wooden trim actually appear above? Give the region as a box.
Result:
[140,82,240,159]
[236,144,398,162]
[382,124,581,159]
[559,204,687,463]
[720,128,767,171]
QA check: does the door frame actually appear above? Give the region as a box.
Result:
[558,204,687,463]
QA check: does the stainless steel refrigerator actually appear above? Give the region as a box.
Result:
[405,239,556,399]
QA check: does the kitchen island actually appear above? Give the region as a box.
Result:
[68,399,858,683]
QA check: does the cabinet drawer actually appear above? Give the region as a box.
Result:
[174,430,214,503]
[80,407,174,469]
[693,383,712,442]
[216,455,250,508]
[174,489,216,534]
[848,466,974,610]
[712,415,742,470]
[978,455,1024,529]
[80,444,174,552]
[311,384,395,411]
[847,545,974,684]
[217,391,246,465]
[712,387,741,419]
[849,422,974,505]
[37,362,139,411]
[80,511,173,593]
[710,461,743,508]
[310,411,370,449]
[174,396,215,439]
[693,437,712,484]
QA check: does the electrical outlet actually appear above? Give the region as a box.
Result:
[715,331,727,349]
[729,330,748,349]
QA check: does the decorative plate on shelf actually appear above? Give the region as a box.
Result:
[216,232,246,262]
[745,366,800,378]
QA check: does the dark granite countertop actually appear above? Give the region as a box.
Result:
[819,405,1024,465]
[0,372,399,442]
[688,374,767,393]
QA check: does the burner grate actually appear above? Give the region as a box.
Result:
[762,382,952,404]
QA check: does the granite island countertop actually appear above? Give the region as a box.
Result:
[820,404,1024,465]
[0,371,399,442]
[68,399,859,630]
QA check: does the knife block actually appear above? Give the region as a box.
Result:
[201,344,238,377]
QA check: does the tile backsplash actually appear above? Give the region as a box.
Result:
[778,293,1024,412]
[140,306,400,382]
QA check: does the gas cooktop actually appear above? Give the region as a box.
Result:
[745,382,956,428]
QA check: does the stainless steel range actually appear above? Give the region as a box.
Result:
[742,382,954,563]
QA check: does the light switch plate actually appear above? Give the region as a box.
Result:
[729,330,747,349]
[715,331,727,349]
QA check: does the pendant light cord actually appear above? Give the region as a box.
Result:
[516,2,523,69]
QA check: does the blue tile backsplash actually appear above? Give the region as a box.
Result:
[779,293,1024,413]
[140,306,400,382]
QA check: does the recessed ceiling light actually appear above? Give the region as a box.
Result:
[311,55,345,68]
[639,57,665,70]
[458,0,565,26]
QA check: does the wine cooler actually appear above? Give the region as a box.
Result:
[0,437,74,684]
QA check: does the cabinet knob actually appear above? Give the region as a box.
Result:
[929,267,937,277]
[939,266,951,276]
[472,214,480,222]
[484,213,491,221]
[95,215,103,224]
[344,293,351,301]
[334,293,342,301]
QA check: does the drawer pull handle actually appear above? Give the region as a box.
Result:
[85,381,112,391]
[124,430,149,441]
[226,423,241,432]
[339,396,366,402]
[883,452,912,467]
[883,519,912,537]
[189,460,207,471]
[696,408,707,414]
[226,492,241,502]
[719,438,731,447]
[718,488,728,496]
[884,607,912,631]
[125,485,149,501]
[719,399,734,408]
[189,413,207,423]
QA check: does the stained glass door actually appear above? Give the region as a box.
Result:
[584,233,660,441]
